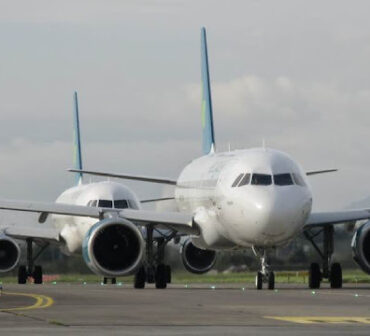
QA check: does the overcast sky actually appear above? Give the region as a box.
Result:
[1,0,370,217]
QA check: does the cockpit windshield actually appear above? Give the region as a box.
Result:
[87,199,130,209]
[98,199,113,208]
[238,173,251,186]
[251,174,272,186]
[232,172,299,187]
[114,200,129,209]
[274,173,293,186]
[231,173,244,187]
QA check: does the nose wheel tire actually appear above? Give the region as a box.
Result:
[268,271,275,290]
[255,271,263,290]
[309,263,321,289]
[330,263,342,289]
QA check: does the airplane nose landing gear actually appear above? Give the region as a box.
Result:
[253,248,275,290]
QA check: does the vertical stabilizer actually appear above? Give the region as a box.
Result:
[73,91,83,185]
[201,27,216,155]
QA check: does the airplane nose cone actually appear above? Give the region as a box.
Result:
[245,189,309,244]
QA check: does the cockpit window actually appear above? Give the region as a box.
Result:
[98,199,113,208]
[231,173,244,187]
[251,174,272,186]
[238,173,251,187]
[292,173,306,187]
[87,200,97,207]
[114,200,129,209]
[274,173,293,186]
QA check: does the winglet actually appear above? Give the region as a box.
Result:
[201,27,216,155]
[73,91,83,185]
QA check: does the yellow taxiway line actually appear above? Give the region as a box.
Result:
[265,316,370,324]
[0,292,54,311]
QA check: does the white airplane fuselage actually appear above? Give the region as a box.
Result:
[175,147,313,250]
[51,148,312,256]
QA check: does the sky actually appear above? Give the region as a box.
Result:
[1,0,370,218]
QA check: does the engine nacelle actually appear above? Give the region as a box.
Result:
[181,239,216,274]
[0,235,21,273]
[82,218,144,277]
[351,221,370,274]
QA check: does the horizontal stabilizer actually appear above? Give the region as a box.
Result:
[68,169,177,185]
[140,197,175,204]
[306,169,338,176]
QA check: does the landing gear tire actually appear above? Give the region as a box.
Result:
[330,263,342,289]
[255,271,263,290]
[18,265,27,284]
[33,265,43,284]
[309,263,321,289]
[268,272,275,290]
[134,267,146,289]
[165,265,172,284]
[155,264,167,289]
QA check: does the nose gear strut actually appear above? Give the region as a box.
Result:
[252,247,275,290]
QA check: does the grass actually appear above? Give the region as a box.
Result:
[1,270,369,285]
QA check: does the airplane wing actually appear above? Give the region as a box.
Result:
[3,225,60,243]
[305,169,338,176]
[68,169,177,185]
[119,209,197,235]
[0,199,104,219]
[0,199,198,235]
[305,209,370,228]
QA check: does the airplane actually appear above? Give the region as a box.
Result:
[0,92,183,288]
[1,28,370,290]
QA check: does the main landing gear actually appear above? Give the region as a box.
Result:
[134,225,175,289]
[253,248,275,290]
[304,225,342,289]
[18,238,49,284]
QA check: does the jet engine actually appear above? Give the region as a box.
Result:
[82,218,144,277]
[0,235,21,273]
[351,221,370,274]
[181,239,216,274]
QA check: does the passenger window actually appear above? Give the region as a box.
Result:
[251,174,272,186]
[238,173,251,187]
[292,173,306,187]
[274,174,293,186]
[91,200,97,207]
[114,200,129,209]
[231,173,244,187]
[98,200,113,208]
